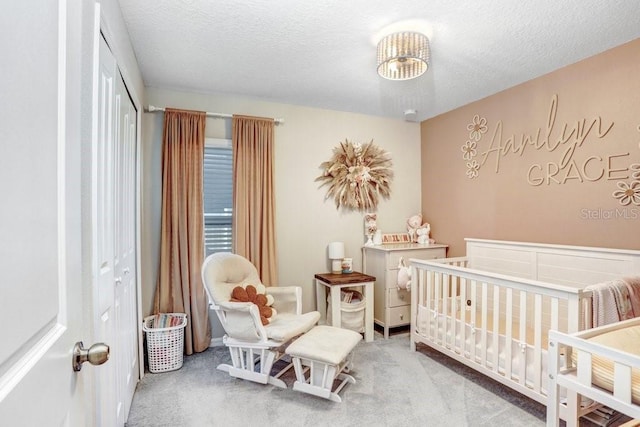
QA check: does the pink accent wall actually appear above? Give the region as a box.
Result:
[421,39,640,256]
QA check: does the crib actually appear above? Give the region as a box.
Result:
[548,317,640,426]
[410,238,640,419]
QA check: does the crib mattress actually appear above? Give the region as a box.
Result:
[581,324,640,403]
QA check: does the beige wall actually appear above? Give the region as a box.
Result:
[141,88,423,334]
[421,39,640,257]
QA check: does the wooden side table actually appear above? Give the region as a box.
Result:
[314,272,375,342]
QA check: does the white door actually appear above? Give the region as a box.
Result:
[0,2,141,425]
[0,1,90,424]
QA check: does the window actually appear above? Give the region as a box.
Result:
[203,138,232,255]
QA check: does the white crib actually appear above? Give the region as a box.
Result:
[410,238,640,419]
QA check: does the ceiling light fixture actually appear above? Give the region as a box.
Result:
[376,31,430,80]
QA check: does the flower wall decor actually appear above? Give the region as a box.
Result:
[611,125,640,206]
[612,163,640,206]
[316,139,393,211]
[461,115,488,179]
[467,114,488,141]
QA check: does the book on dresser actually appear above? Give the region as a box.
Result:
[362,243,448,339]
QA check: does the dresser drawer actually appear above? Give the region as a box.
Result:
[385,270,400,289]
[386,247,446,269]
[388,288,410,307]
[388,305,411,326]
[387,252,407,269]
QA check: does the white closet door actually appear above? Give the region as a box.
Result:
[114,69,139,424]
[94,34,140,425]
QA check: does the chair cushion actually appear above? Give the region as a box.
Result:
[265,311,320,342]
[285,325,362,365]
[203,253,262,304]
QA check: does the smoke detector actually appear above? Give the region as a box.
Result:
[404,109,417,122]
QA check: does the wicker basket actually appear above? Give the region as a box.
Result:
[143,313,187,373]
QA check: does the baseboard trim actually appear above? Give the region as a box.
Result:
[209,337,224,347]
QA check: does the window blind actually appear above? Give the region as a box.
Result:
[203,144,233,255]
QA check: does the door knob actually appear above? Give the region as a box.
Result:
[73,341,110,372]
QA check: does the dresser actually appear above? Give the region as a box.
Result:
[362,243,447,338]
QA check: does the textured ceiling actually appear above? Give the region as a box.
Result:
[118,0,640,122]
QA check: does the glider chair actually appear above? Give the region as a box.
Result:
[202,252,320,388]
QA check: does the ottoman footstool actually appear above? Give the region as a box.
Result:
[285,325,362,402]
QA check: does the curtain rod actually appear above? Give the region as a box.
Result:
[145,105,284,125]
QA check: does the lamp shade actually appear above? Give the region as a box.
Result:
[377,31,430,81]
[328,242,345,259]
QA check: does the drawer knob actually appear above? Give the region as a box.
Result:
[400,314,404,321]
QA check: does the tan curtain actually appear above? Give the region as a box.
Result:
[232,115,277,285]
[154,108,211,354]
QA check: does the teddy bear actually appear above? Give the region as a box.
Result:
[406,214,423,243]
[230,283,277,325]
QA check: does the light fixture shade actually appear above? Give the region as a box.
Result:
[377,31,430,80]
[328,241,345,259]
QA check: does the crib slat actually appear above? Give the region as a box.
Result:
[581,294,592,330]
[442,274,455,346]
[519,291,527,387]
[460,277,467,356]
[418,268,426,316]
[576,350,592,386]
[547,335,561,427]
[433,273,444,344]
[550,297,559,332]
[418,268,427,338]
[533,293,542,393]
[614,363,632,404]
[567,294,580,333]
[451,274,458,351]
[492,284,500,372]
[505,288,513,380]
[470,281,477,362]
[426,270,433,340]
[481,282,488,367]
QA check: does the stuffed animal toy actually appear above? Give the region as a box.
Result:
[416,223,431,244]
[396,257,412,291]
[406,214,423,243]
[230,283,276,325]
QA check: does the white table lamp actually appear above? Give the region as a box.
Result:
[328,242,345,274]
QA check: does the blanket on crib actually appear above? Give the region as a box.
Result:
[588,277,640,327]
[625,277,640,319]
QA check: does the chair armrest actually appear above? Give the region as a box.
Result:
[214,300,268,341]
[266,286,302,315]
[215,300,254,312]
